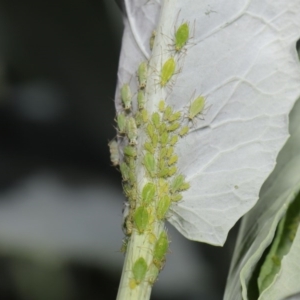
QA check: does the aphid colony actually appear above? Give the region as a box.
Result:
[110,15,205,289]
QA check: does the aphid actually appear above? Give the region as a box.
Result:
[137,90,146,110]
[168,111,181,122]
[141,182,156,205]
[124,146,137,158]
[158,168,169,178]
[160,132,169,147]
[168,166,177,177]
[144,152,156,177]
[169,135,178,146]
[158,158,167,172]
[128,170,136,185]
[158,123,167,135]
[151,112,160,129]
[126,117,138,145]
[151,133,159,148]
[123,204,133,236]
[138,61,148,90]
[163,106,173,121]
[147,264,159,286]
[171,193,183,202]
[144,142,155,154]
[120,237,129,253]
[146,123,155,139]
[117,113,127,134]
[150,30,156,51]
[148,232,157,244]
[135,111,142,127]
[160,57,176,87]
[167,122,180,132]
[166,147,174,158]
[158,179,169,195]
[132,257,148,285]
[171,174,190,193]
[175,22,189,52]
[153,231,169,269]
[120,162,130,182]
[159,148,168,160]
[108,139,119,166]
[179,125,189,137]
[188,95,205,123]
[158,100,165,112]
[157,195,171,220]
[134,206,149,234]
[121,83,132,111]
[168,155,178,166]
[141,109,148,123]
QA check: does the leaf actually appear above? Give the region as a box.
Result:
[116,0,300,245]
[224,97,300,300]
[258,193,300,295]
[259,198,300,299]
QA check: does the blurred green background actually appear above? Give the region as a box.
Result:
[0,1,237,299]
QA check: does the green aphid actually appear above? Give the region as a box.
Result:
[117,113,127,134]
[160,57,176,87]
[132,257,148,284]
[158,100,165,112]
[144,152,156,177]
[167,122,180,132]
[168,166,177,177]
[134,206,149,234]
[159,148,168,160]
[171,174,189,193]
[146,123,155,139]
[158,159,167,172]
[180,182,190,191]
[175,22,189,52]
[157,195,171,220]
[108,139,119,166]
[121,83,132,110]
[168,111,181,122]
[141,109,148,123]
[166,147,174,158]
[124,146,137,158]
[138,61,148,90]
[158,179,169,195]
[141,182,156,205]
[160,132,169,147]
[135,112,142,127]
[120,162,130,182]
[188,95,205,122]
[168,155,178,166]
[120,237,129,253]
[159,123,167,135]
[151,112,161,129]
[179,125,189,137]
[147,264,159,286]
[150,30,156,51]
[169,135,179,146]
[151,133,159,148]
[158,169,169,178]
[163,106,173,121]
[171,193,183,202]
[137,90,146,110]
[144,142,155,154]
[153,231,169,269]
[129,170,136,185]
[126,117,138,145]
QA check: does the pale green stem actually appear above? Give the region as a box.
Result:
[116,220,164,300]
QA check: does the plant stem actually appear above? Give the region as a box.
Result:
[116,221,165,300]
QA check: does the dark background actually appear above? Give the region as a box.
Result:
[0,1,237,299]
